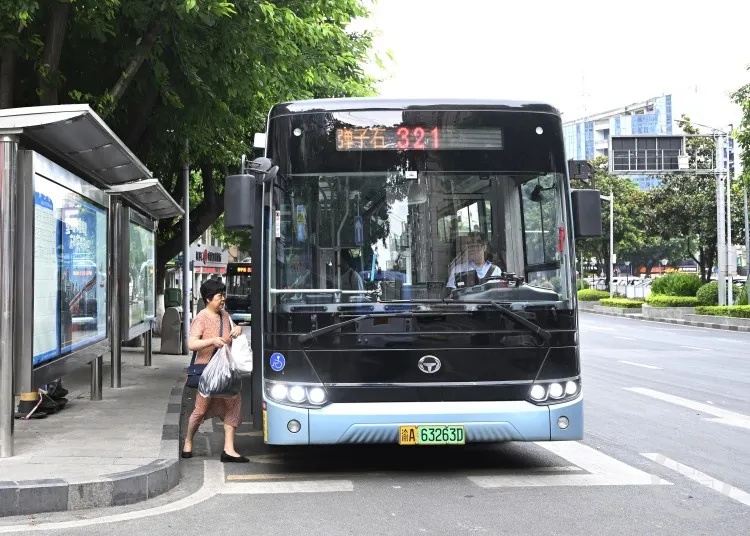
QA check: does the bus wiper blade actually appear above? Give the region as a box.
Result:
[471,300,551,343]
[298,312,417,344]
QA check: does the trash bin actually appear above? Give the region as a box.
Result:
[161,306,183,354]
[165,287,182,308]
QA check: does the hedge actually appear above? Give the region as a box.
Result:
[644,294,700,307]
[694,305,750,318]
[599,298,644,309]
[696,281,742,306]
[577,289,610,301]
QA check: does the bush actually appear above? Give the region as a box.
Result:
[650,273,702,297]
[738,285,748,306]
[577,289,610,301]
[694,305,750,318]
[577,279,590,290]
[645,294,700,307]
[599,298,644,309]
[696,281,742,306]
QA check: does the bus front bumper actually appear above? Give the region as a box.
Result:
[263,395,583,445]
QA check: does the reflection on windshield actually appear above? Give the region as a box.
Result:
[269,172,570,308]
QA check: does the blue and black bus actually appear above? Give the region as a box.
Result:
[225,98,602,446]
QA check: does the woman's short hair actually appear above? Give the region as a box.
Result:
[200,279,226,304]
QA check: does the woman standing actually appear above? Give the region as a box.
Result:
[182,279,248,463]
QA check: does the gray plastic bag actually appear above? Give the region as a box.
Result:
[198,346,242,398]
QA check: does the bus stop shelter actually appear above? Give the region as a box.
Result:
[0,105,184,458]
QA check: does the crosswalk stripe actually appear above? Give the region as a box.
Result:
[219,480,354,494]
[643,453,750,507]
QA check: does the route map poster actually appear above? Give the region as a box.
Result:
[128,221,155,327]
[33,175,108,366]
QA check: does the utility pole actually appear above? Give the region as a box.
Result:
[726,127,733,305]
[600,191,614,298]
[182,138,190,354]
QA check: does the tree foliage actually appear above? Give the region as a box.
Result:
[0,0,379,290]
[649,116,745,282]
[572,155,648,281]
[731,69,750,185]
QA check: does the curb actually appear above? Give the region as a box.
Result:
[581,309,750,332]
[0,383,183,518]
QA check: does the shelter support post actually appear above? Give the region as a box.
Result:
[144,328,152,367]
[90,355,102,401]
[109,195,124,387]
[0,134,19,458]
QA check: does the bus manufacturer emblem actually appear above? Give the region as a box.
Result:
[417,355,441,374]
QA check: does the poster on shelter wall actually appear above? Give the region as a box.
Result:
[32,175,108,366]
[32,192,58,365]
[128,221,155,327]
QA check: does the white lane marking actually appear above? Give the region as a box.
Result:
[642,453,750,508]
[618,360,662,370]
[680,345,711,351]
[470,441,670,488]
[615,336,636,341]
[0,461,225,533]
[220,480,353,494]
[714,338,746,344]
[625,387,750,430]
[469,473,665,488]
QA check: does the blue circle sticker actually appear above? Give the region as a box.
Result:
[269,353,286,372]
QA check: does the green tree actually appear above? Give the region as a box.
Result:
[731,71,750,185]
[572,156,646,283]
[649,116,745,282]
[0,0,379,291]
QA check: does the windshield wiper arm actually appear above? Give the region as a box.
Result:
[467,300,551,343]
[298,312,417,344]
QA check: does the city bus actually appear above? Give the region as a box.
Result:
[225,98,602,446]
[225,258,252,324]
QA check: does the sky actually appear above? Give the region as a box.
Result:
[355,0,750,130]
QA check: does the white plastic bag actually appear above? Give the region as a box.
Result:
[198,346,242,398]
[229,319,253,375]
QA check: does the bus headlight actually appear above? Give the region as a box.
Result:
[265,380,329,407]
[288,385,306,403]
[529,384,547,401]
[527,378,581,405]
[308,387,326,405]
[270,383,287,401]
[565,381,578,396]
[548,383,564,399]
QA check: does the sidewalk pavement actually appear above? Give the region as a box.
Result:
[0,337,188,517]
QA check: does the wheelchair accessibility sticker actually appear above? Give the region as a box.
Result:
[270,353,286,372]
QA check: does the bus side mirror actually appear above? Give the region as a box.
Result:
[570,189,602,239]
[225,174,258,230]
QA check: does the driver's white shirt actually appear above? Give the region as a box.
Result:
[446,260,501,289]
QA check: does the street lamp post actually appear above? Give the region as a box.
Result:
[624,261,631,297]
[674,119,733,306]
[600,191,614,298]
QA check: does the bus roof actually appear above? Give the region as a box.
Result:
[269,98,561,117]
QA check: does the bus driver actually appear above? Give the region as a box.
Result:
[446,232,504,290]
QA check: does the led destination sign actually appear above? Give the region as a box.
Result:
[335,126,504,151]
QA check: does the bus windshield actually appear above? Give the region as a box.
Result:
[268,171,571,308]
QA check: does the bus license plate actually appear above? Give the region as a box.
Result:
[399,425,465,445]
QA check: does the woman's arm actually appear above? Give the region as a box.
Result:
[188,335,224,352]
